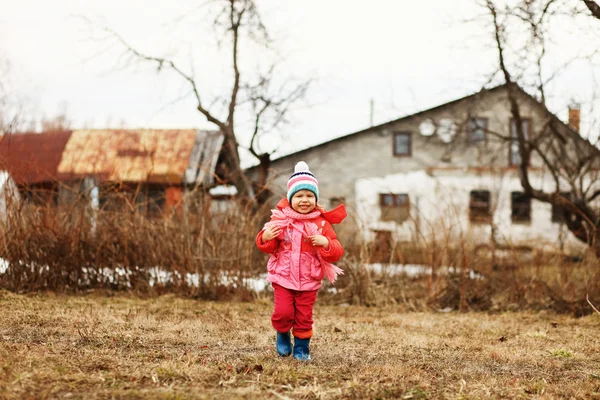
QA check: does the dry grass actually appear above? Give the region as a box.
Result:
[1,291,599,399]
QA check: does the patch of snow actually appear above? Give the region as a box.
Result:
[367,263,430,277]
[244,274,269,292]
[365,263,483,280]
[209,185,238,196]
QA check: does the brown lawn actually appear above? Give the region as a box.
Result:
[0,290,599,399]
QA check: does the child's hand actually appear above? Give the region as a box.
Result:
[262,226,282,242]
[309,235,329,249]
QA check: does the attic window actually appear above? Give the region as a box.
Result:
[509,119,530,166]
[469,190,491,223]
[468,118,488,142]
[380,193,410,223]
[393,132,412,156]
[511,191,531,222]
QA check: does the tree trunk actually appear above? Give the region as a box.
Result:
[220,126,255,203]
[253,153,272,204]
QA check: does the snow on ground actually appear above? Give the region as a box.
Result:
[366,263,483,280]
[0,262,482,291]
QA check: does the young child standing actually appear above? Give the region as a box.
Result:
[256,161,346,361]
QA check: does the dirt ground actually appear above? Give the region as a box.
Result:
[0,290,599,399]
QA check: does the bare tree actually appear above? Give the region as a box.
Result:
[92,0,309,204]
[582,0,600,18]
[478,0,600,257]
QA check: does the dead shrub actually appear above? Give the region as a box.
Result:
[319,224,599,315]
[0,186,268,300]
[0,187,598,315]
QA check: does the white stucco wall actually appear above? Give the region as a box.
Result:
[355,169,589,251]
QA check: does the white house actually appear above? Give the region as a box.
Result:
[248,84,599,253]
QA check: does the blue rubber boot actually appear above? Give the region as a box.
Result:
[293,337,311,361]
[276,331,292,357]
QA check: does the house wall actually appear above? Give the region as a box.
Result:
[355,169,588,251]
[260,86,588,249]
[266,87,546,205]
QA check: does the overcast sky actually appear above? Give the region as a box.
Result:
[1,0,598,166]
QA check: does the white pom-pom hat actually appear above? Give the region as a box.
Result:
[287,161,319,201]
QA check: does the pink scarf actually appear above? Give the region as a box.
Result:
[264,207,344,284]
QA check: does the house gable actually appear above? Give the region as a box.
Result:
[259,84,564,208]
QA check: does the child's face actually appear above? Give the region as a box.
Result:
[291,190,317,214]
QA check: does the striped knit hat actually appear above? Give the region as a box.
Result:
[287,161,319,202]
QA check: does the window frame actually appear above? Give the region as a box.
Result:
[511,191,532,223]
[469,190,492,223]
[379,193,410,223]
[379,193,410,208]
[467,117,489,143]
[393,132,412,157]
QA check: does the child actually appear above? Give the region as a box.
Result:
[255,161,346,361]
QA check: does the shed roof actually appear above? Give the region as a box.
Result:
[57,129,223,185]
[0,131,73,185]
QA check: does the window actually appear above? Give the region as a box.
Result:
[136,187,166,217]
[329,197,345,209]
[511,191,531,222]
[23,184,58,206]
[393,132,412,156]
[509,119,530,166]
[98,183,123,211]
[468,118,488,143]
[469,190,491,223]
[380,193,410,222]
[551,192,572,223]
[380,193,409,207]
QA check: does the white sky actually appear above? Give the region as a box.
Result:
[1,0,598,167]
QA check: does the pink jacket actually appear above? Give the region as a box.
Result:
[256,198,345,291]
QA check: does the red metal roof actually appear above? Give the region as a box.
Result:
[0,131,73,185]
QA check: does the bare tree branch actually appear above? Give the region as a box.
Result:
[105,28,226,131]
[227,0,243,129]
[483,0,600,256]
[582,0,600,19]
[587,293,600,316]
[94,0,311,204]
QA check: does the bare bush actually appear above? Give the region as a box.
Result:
[0,185,268,300]
[0,187,598,315]
[319,217,599,315]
